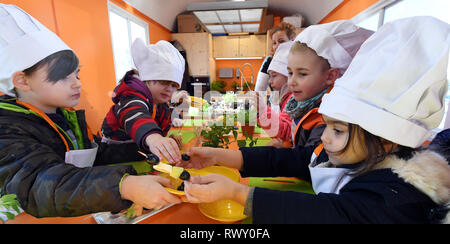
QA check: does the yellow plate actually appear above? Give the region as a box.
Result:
[198,200,247,223]
[160,166,241,195]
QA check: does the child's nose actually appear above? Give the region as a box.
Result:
[321,131,331,144]
[72,78,82,89]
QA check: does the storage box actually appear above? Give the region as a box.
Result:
[177,14,206,33]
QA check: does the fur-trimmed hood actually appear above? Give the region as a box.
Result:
[374,149,450,224]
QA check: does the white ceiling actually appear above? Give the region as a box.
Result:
[122,0,344,31]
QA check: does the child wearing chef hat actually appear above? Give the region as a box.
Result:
[182,16,450,224]
[286,20,374,150]
[101,38,186,165]
[0,4,181,221]
[257,41,294,147]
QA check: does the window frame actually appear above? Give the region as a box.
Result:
[107,1,150,83]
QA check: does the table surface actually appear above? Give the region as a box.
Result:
[7,126,302,224]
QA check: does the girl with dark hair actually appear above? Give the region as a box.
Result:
[179,17,450,224]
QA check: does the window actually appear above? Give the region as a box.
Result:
[354,0,450,130]
[108,1,149,83]
[357,11,381,31]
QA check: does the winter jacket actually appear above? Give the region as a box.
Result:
[101,70,172,152]
[0,96,145,218]
[240,145,450,224]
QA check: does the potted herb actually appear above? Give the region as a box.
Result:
[0,192,21,224]
[231,81,239,91]
[201,115,239,148]
[210,80,226,93]
[237,131,259,148]
[237,100,257,138]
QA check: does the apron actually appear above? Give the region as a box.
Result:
[309,144,353,194]
[17,101,98,168]
[65,142,98,168]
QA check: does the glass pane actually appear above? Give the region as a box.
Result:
[205,25,225,33]
[130,21,147,45]
[242,24,260,32]
[224,24,242,33]
[384,0,450,129]
[384,0,450,24]
[217,10,240,23]
[357,12,380,31]
[240,9,263,22]
[109,11,133,83]
[194,11,220,24]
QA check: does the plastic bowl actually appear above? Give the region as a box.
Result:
[198,199,247,223]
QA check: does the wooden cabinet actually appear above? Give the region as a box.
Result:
[213,34,267,59]
[171,33,216,79]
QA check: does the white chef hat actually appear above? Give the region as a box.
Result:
[268,41,294,77]
[0,4,71,97]
[319,16,450,148]
[294,20,374,75]
[131,38,185,87]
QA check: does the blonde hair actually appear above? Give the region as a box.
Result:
[290,41,331,71]
[270,22,297,40]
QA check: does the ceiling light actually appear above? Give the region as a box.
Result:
[205,25,225,33]
[216,10,240,23]
[193,11,220,24]
[187,0,267,34]
[240,9,263,22]
[224,24,242,33]
[242,24,260,32]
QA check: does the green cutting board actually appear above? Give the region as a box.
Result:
[242,177,315,224]
[248,177,315,194]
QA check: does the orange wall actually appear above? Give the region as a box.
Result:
[4,0,172,132]
[215,59,264,91]
[319,0,379,23]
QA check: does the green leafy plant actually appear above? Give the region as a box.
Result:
[201,115,239,148]
[210,80,226,93]
[231,81,239,91]
[0,192,21,224]
[237,131,259,148]
[243,82,254,91]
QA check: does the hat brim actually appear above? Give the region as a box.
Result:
[318,90,432,148]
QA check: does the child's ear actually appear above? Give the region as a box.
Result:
[325,68,341,86]
[11,71,31,92]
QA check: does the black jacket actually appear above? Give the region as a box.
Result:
[0,97,145,218]
[240,145,450,224]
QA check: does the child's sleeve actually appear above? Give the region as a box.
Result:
[0,123,137,217]
[258,105,292,141]
[115,92,163,151]
[239,145,313,181]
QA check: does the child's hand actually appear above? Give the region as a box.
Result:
[176,147,217,169]
[266,138,284,148]
[183,174,234,203]
[145,134,181,164]
[184,174,250,205]
[120,175,182,210]
[172,118,183,128]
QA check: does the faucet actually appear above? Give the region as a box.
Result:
[238,63,254,91]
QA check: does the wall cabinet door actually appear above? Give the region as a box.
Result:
[239,35,267,57]
[213,36,240,58]
[171,33,215,77]
[213,35,266,58]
